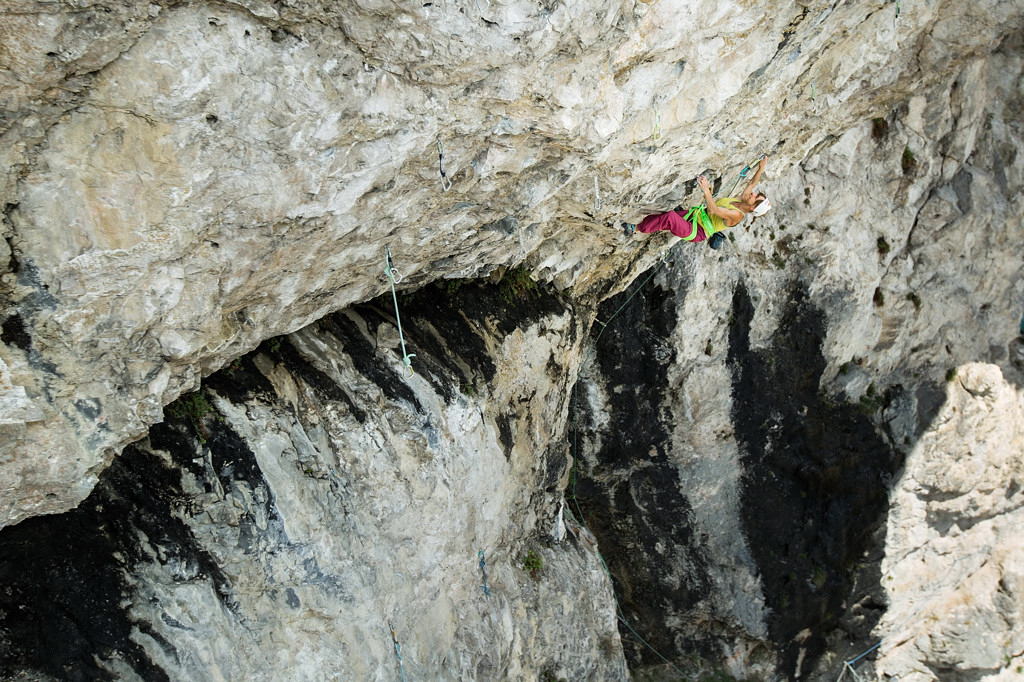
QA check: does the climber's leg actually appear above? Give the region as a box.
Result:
[637,211,698,240]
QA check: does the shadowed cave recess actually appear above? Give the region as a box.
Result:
[0,277,583,681]
[0,250,1015,681]
[0,266,960,681]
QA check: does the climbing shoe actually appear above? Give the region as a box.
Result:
[621,222,636,237]
[708,232,725,250]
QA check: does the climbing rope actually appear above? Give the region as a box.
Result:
[478,550,491,596]
[588,250,678,342]
[836,660,866,682]
[384,246,416,377]
[437,136,453,192]
[844,642,881,669]
[389,622,408,682]
[617,613,688,676]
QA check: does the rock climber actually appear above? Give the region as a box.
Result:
[622,155,772,249]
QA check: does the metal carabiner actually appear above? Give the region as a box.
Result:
[437,136,453,191]
[385,246,403,284]
[385,246,415,377]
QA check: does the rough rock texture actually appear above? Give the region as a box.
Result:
[875,363,1024,682]
[1,0,1023,680]
[1,280,629,680]
[2,0,1022,526]
[569,25,1024,680]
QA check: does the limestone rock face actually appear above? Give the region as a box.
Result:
[2,0,1023,527]
[566,24,1024,680]
[877,363,1024,681]
[1,0,1023,680]
[0,281,628,680]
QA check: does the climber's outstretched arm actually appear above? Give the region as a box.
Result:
[740,155,768,202]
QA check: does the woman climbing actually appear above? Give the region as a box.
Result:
[623,155,772,249]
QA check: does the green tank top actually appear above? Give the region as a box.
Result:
[707,197,741,235]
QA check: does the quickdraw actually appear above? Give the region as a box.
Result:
[722,153,766,198]
[384,247,416,377]
[478,550,490,596]
[388,622,407,682]
[437,136,453,191]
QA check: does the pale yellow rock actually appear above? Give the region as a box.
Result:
[876,364,1024,680]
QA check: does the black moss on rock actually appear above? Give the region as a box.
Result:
[0,445,199,681]
[319,311,424,411]
[0,274,574,680]
[0,312,31,351]
[572,279,712,668]
[0,404,281,680]
[728,283,903,678]
[396,276,570,389]
[203,346,276,407]
[265,332,371,422]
